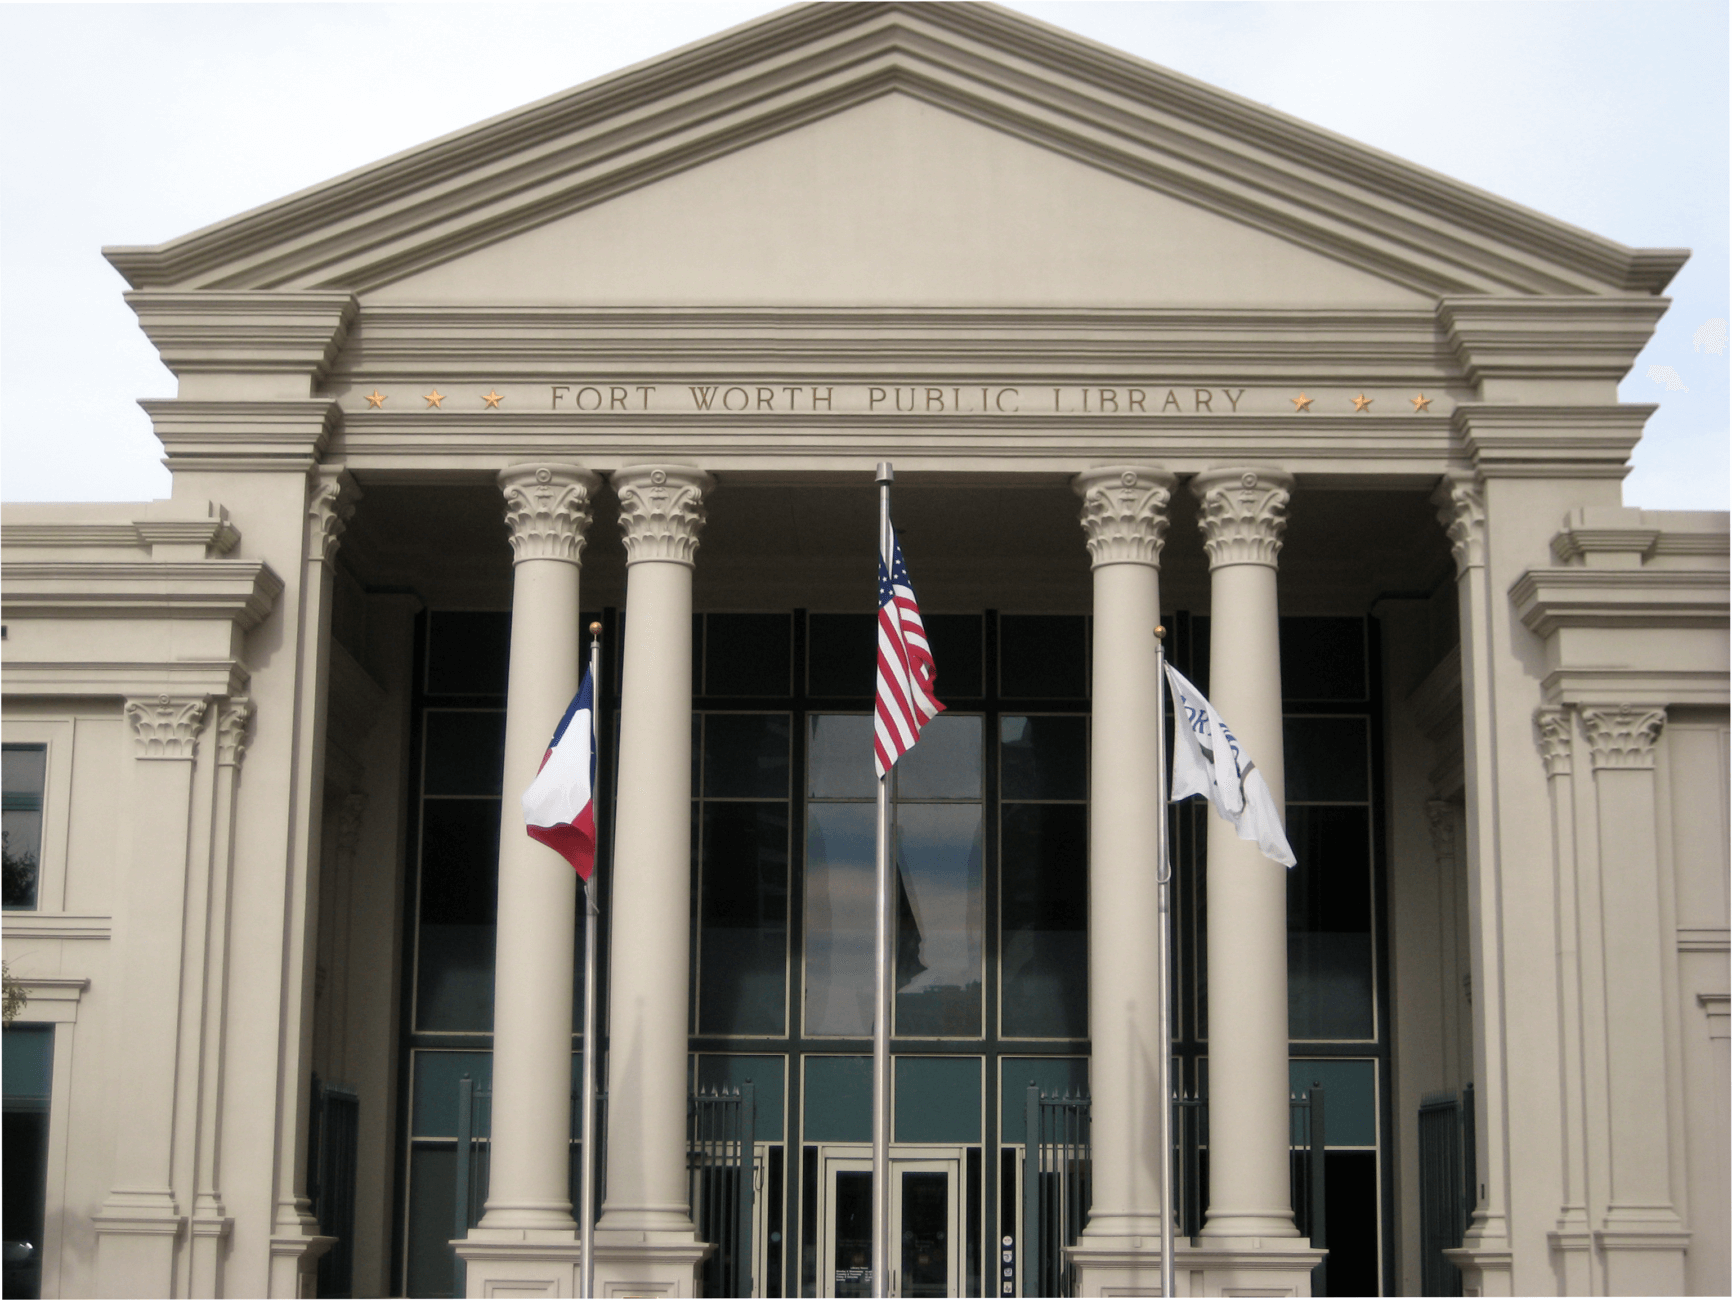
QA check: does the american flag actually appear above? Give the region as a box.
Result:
[876,527,944,777]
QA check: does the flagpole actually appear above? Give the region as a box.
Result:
[1154,625,1176,1299]
[580,622,602,1300]
[872,462,896,1299]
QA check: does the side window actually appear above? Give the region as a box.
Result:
[3,744,47,911]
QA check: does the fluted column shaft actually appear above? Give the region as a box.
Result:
[1071,466,1175,1246]
[599,464,713,1236]
[1194,466,1300,1240]
[479,463,598,1231]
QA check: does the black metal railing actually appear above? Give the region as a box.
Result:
[1022,1085,1091,1299]
[1418,1083,1476,1296]
[1018,1084,1328,1298]
[690,1083,757,1299]
[308,1076,359,1299]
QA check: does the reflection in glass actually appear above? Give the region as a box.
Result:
[1000,716,1087,801]
[1000,803,1087,1037]
[2,744,46,911]
[896,804,984,1036]
[808,714,875,799]
[895,714,982,801]
[833,1171,873,1297]
[805,804,876,1036]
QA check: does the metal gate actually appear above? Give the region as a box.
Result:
[1418,1084,1475,1297]
[1021,1085,1091,1299]
[308,1076,359,1299]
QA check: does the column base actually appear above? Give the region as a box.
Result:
[1594,1224,1690,1296]
[456,1229,586,1299]
[1068,1234,1326,1297]
[93,1195,183,1300]
[1442,1243,1513,1296]
[590,1226,712,1298]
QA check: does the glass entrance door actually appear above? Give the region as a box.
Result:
[819,1150,963,1298]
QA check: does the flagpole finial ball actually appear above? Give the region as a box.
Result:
[589,622,602,636]
[1154,625,1167,639]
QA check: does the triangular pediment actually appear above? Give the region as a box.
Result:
[106,3,1684,300]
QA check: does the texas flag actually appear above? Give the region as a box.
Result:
[522,670,597,880]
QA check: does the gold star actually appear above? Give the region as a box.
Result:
[364,390,386,409]
[1410,392,1433,412]
[424,389,445,409]
[1290,392,1314,412]
[1351,393,1373,412]
[481,390,504,409]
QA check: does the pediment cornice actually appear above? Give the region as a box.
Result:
[102,3,1684,300]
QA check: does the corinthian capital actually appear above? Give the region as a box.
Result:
[613,464,712,566]
[1191,466,1292,569]
[498,463,600,564]
[1580,705,1666,771]
[1073,465,1175,568]
[308,469,360,566]
[126,694,209,760]
[1534,707,1574,778]
[216,696,254,769]
[1431,472,1485,577]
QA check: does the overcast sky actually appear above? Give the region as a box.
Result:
[1,1,1725,508]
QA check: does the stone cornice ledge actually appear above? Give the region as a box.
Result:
[4,915,111,940]
[1,560,284,629]
[1438,297,1672,383]
[0,661,250,699]
[126,291,357,381]
[140,399,340,472]
[1454,404,1655,479]
[1511,567,1730,637]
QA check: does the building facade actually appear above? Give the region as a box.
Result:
[2,5,1726,1297]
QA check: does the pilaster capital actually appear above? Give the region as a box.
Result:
[1073,465,1175,568]
[1431,472,1486,577]
[1191,465,1291,569]
[126,694,210,760]
[497,463,600,564]
[1580,705,1666,771]
[613,464,712,566]
[1424,799,1457,863]
[216,696,254,769]
[307,470,360,566]
[336,792,368,859]
[1533,707,1574,778]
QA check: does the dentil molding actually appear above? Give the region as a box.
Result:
[1533,707,1574,778]
[126,695,210,760]
[1432,473,1486,577]
[1580,705,1666,771]
[1191,465,1291,568]
[614,464,712,566]
[497,463,600,564]
[1073,465,1174,568]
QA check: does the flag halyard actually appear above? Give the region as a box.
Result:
[875,528,944,776]
[522,669,598,880]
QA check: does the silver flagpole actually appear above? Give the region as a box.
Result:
[1154,625,1176,1299]
[580,622,602,1300]
[872,462,895,1300]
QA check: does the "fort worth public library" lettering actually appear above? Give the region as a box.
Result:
[546,384,1251,414]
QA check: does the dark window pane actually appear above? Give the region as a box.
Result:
[1320,1150,1379,1298]
[805,804,876,1037]
[411,1050,493,1138]
[808,613,875,697]
[895,714,982,801]
[808,714,875,799]
[406,1144,458,1299]
[1000,716,1087,801]
[1279,617,1366,702]
[895,804,985,1037]
[923,614,983,699]
[1000,615,1085,698]
[1000,803,1088,1038]
[698,804,790,1035]
[696,1054,787,1138]
[4,1026,53,1300]
[999,1057,1089,1141]
[1283,717,1369,803]
[2,744,46,911]
[803,1056,872,1141]
[423,711,507,796]
[427,612,510,695]
[706,614,791,696]
[418,799,500,1032]
[702,714,791,799]
[894,1056,982,1142]
[1286,805,1373,1039]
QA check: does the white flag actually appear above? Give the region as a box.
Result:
[1164,663,1296,868]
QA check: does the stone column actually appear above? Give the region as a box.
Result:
[94,694,210,1298]
[460,464,598,1292]
[1192,467,1302,1245]
[593,464,714,1296]
[1065,466,1174,1295]
[1578,705,1689,1294]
